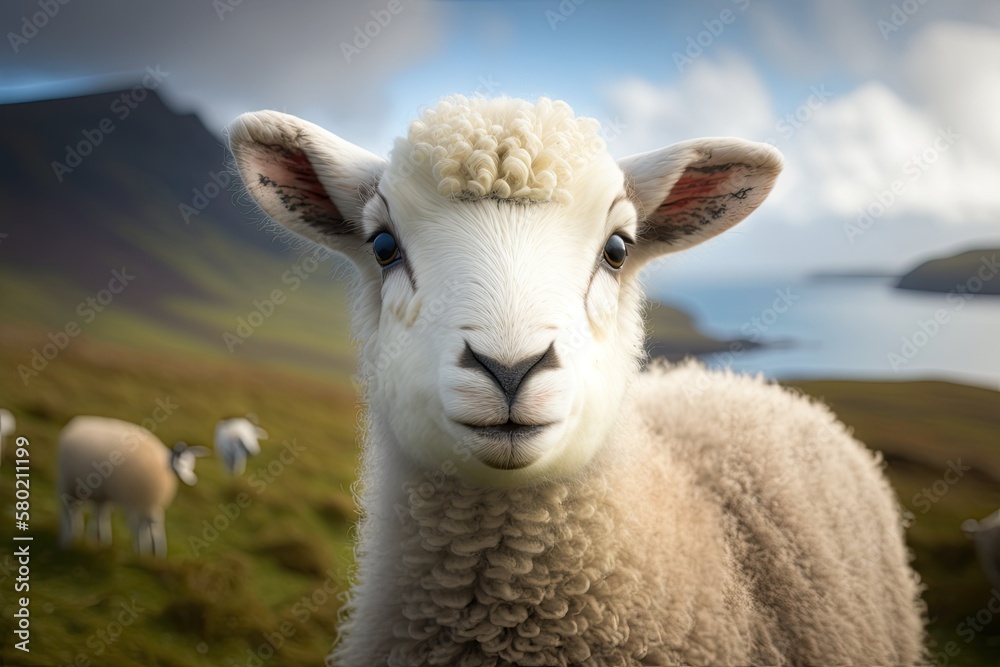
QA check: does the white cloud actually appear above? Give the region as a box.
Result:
[600,19,1000,280]
[603,53,774,157]
[748,1,893,82]
[779,21,1000,226]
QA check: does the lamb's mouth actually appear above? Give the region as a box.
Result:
[456,420,553,470]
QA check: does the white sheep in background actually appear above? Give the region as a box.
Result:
[0,408,14,466]
[57,416,208,557]
[963,511,1000,589]
[214,417,268,476]
[230,96,925,665]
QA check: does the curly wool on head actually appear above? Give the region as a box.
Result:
[395,95,604,205]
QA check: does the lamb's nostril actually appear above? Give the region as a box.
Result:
[458,341,559,404]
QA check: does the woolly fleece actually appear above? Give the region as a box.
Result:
[333,361,925,666]
[399,95,603,205]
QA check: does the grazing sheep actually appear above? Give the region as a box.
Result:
[0,408,14,466]
[214,417,268,476]
[963,511,1000,589]
[229,95,925,665]
[57,416,208,556]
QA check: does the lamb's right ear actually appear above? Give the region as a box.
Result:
[228,111,386,265]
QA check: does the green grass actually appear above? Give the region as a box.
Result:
[0,326,358,666]
[1,324,998,665]
[790,379,1000,666]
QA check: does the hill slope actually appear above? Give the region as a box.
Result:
[897,248,1000,295]
[0,90,357,379]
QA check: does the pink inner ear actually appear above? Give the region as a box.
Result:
[252,145,343,223]
[657,169,733,215]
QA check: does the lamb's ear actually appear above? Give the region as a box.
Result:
[619,138,783,263]
[228,110,386,265]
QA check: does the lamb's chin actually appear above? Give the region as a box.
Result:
[461,423,555,470]
[433,421,591,487]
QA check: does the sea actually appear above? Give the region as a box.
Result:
[650,276,1000,389]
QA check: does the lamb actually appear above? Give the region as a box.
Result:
[57,416,208,556]
[214,417,268,475]
[963,511,1000,589]
[0,408,14,466]
[229,95,925,666]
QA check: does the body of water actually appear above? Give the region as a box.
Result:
[652,276,1000,389]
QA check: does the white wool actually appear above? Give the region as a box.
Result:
[57,416,204,556]
[331,362,925,666]
[396,95,603,205]
[226,96,925,665]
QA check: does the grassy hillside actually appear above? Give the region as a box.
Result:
[1,327,998,665]
[0,327,359,666]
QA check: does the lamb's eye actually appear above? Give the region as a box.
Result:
[603,233,628,270]
[373,232,401,267]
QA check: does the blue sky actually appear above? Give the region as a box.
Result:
[2,0,998,282]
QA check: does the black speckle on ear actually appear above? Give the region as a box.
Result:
[642,201,727,244]
[253,145,359,234]
[688,162,747,175]
[706,204,728,221]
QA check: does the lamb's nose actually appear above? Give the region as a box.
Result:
[459,341,560,404]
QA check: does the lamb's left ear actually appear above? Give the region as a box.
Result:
[619,138,783,263]
[228,111,386,266]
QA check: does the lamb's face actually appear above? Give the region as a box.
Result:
[229,96,783,486]
[361,153,643,480]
